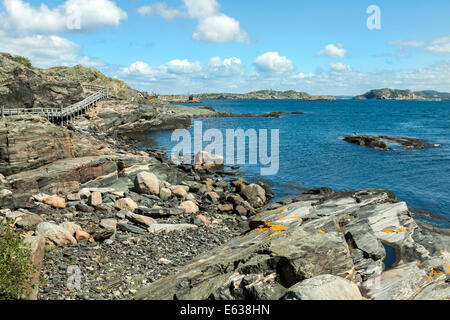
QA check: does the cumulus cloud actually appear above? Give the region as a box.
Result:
[120,56,242,79]
[192,14,248,43]
[137,0,249,44]
[204,56,244,77]
[317,43,347,58]
[0,0,127,34]
[0,30,102,68]
[330,62,351,72]
[167,59,202,74]
[254,52,294,74]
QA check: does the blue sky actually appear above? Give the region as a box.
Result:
[0,0,449,95]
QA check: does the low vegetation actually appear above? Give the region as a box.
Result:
[13,55,33,69]
[0,224,36,300]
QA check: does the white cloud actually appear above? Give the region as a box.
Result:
[137,3,182,20]
[0,30,102,68]
[137,0,249,44]
[205,56,244,77]
[254,52,294,74]
[167,59,202,74]
[330,62,351,72]
[184,0,220,18]
[388,40,426,49]
[0,0,127,34]
[317,43,347,58]
[120,56,243,80]
[426,36,450,53]
[292,72,314,79]
[192,14,248,43]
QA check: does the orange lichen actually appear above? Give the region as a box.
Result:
[431,269,444,276]
[291,216,302,220]
[397,227,407,232]
[255,221,287,234]
[417,262,422,266]
[440,250,447,255]
[317,228,326,234]
[382,229,395,233]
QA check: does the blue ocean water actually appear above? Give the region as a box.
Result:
[145,99,450,227]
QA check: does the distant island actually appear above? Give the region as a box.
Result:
[196,90,336,101]
[353,88,450,101]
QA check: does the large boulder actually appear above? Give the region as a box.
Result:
[194,151,224,168]
[241,184,266,208]
[134,172,160,195]
[36,222,77,246]
[282,274,363,300]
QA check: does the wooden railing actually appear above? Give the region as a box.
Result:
[1,86,108,126]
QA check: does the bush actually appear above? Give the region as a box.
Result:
[0,225,36,300]
[13,56,33,69]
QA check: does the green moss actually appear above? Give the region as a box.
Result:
[0,225,37,300]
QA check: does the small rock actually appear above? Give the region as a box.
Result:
[179,200,199,214]
[125,211,157,228]
[75,230,90,241]
[172,186,188,199]
[43,195,66,209]
[88,191,102,206]
[66,193,81,202]
[219,204,233,212]
[114,198,138,212]
[157,258,172,265]
[100,219,118,232]
[159,187,172,201]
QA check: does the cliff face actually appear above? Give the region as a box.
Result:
[0,53,84,109]
[354,88,450,100]
[0,115,110,176]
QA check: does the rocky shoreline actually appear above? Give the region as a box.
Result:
[0,53,448,301]
[0,95,283,300]
[1,102,448,300]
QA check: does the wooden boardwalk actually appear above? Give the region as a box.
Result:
[1,85,108,126]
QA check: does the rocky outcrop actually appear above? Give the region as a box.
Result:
[0,115,110,176]
[343,135,440,151]
[354,88,450,100]
[135,188,449,300]
[0,53,84,109]
[42,64,145,103]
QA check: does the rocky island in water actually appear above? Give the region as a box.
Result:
[0,52,449,301]
[353,88,450,101]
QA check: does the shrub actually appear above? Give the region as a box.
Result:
[0,225,37,300]
[13,56,33,69]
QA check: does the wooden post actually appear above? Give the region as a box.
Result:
[1,106,4,118]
